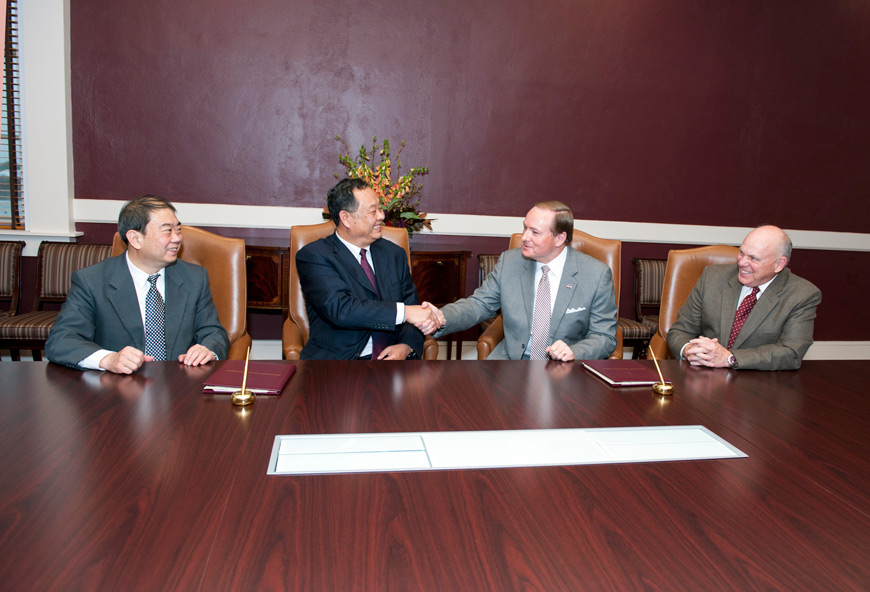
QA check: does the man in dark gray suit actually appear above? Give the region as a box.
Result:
[667,225,821,371]
[428,201,618,361]
[46,196,229,374]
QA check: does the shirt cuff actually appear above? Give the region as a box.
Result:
[396,302,405,325]
[79,349,113,371]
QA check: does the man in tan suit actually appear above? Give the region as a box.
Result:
[667,225,821,371]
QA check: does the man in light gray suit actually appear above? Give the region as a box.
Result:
[667,225,821,371]
[426,201,618,361]
[46,196,229,374]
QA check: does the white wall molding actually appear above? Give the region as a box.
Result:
[74,199,870,252]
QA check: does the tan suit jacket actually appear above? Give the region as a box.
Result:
[667,265,821,370]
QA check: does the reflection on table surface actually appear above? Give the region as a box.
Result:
[0,360,867,591]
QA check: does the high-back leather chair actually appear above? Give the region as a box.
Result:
[645,245,740,360]
[0,242,112,360]
[477,230,624,360]
[282,221,438,360]
[112,226,252,360]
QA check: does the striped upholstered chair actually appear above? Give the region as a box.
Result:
[617,257,667,358]
[0,240,25,321]
[0,242,112,361]
[633,258,667,337]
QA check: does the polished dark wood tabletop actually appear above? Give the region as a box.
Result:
[0,360,867,591]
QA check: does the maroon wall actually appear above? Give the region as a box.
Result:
[71,1,869,232]
[66,1,870,342]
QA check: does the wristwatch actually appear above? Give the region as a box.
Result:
[727,353,738,369]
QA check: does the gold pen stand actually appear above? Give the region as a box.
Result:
[652,382,674,396]
[231,389,256,406]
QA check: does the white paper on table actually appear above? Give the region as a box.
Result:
[267,425,747,475]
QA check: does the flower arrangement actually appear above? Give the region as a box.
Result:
[329,135,433,235]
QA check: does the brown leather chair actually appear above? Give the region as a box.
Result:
[0,242,112,360]
[282,221,438,360]
[477,230,624,360]
[645,245,740,360]
[112,226,252,360]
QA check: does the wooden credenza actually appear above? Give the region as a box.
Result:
[245,245,289,317]
[411,249,470,359]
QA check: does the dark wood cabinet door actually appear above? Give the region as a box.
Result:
[245,245,289,313]
[410,250,470,306]
[411,250,470,359]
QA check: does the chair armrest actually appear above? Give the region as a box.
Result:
[646,332,670,361]
[423,336,439,360]
[227,333,253,360]
[282,318,304,360]
[609,325,624,360]
[477,315,505,360]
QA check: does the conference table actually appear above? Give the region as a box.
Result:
[0,359,867,591]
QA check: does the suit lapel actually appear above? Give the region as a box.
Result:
[163,263,189,357]
[106,257,145,347]
[732,269,787,349]
[521,257,536,327]
[550,249,579,338]
[327,233,378,297]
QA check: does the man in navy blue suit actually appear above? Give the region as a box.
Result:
[296,178,439,360]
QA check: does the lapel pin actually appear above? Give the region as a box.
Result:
[565,284,573,290]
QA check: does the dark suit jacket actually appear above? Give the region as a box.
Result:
[45,255,229,369]
[296,233,424,360]
[436,247,618,360]
[667,265,822,370]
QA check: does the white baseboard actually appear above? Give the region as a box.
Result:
[250,339,284,360]
[248,339,479,360]
[5,340,869,363]
[802,341,870,360]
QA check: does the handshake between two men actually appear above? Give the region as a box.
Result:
[405,302,446,336]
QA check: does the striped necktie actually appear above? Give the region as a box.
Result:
[728,286,760,349]
[528,265,551,360]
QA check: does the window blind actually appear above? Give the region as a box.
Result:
[1,0,23,230]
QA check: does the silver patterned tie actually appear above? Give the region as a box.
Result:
[144,274,167,360]
[528,265,551,360]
